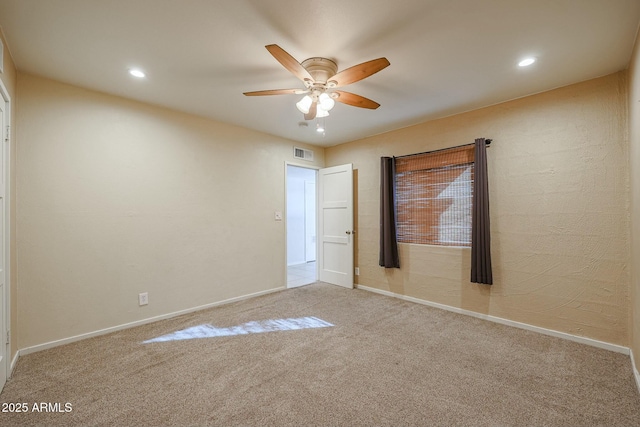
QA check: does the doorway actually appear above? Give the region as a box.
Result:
[286,165,317,288]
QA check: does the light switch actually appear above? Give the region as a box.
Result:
[274,211,283,221]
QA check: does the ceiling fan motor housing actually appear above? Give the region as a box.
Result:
[301,57,338,86]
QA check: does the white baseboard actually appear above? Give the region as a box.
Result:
[631,349,640,395]
[356,284,630,355]
[18,286,286,357]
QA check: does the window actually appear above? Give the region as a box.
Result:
[395,145,474,247]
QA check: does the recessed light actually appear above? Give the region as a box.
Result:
[518,57,536,67]
[129,68,146,78]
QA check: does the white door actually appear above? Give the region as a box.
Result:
[318,164,354,289]
[0,96,6,392]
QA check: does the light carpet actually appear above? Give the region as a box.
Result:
[1,283,639,426]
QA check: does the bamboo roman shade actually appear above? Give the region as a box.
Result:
[395,145,475,246]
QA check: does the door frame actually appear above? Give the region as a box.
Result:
[284,162,319,288]
[0,77,11,386]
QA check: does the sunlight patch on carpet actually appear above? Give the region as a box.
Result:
[143,316,334,343]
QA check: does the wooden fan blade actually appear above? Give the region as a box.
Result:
[304,101,317,120]
[333,90,380,109]
[243,89,308,96]
[327,58,390,88]
[266,44,314,83]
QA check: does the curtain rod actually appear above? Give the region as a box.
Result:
[393,139,492,160]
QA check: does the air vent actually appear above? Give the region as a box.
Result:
[293,147,314,161]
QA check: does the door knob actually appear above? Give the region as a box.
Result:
[346,231,351,235]
[346,230,356,235]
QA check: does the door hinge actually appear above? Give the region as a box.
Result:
[4,329,8,345]
[4,125,9,142]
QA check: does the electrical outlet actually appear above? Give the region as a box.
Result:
[355,267,360,276]
[138,292,149,306]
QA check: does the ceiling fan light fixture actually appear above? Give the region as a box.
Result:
[296,95,313,114]
[316,108,329,118]
[318,93,335,111]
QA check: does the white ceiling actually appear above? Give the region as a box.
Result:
[1,0,639,147]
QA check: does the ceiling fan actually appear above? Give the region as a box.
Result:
[243,44,390,120]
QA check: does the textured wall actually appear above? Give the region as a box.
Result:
[629,30,640,373]
[326,72,630,345]
[16,74,324,349]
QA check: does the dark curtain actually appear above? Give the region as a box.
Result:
[379,157,400,268]
[471,138,493,284]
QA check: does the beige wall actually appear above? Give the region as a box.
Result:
[629,29,640,373]
[16,74,324,349]
[0,29,17,362]
[326,72,630,346]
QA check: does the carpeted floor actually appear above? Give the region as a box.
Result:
[1,283,639,426]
